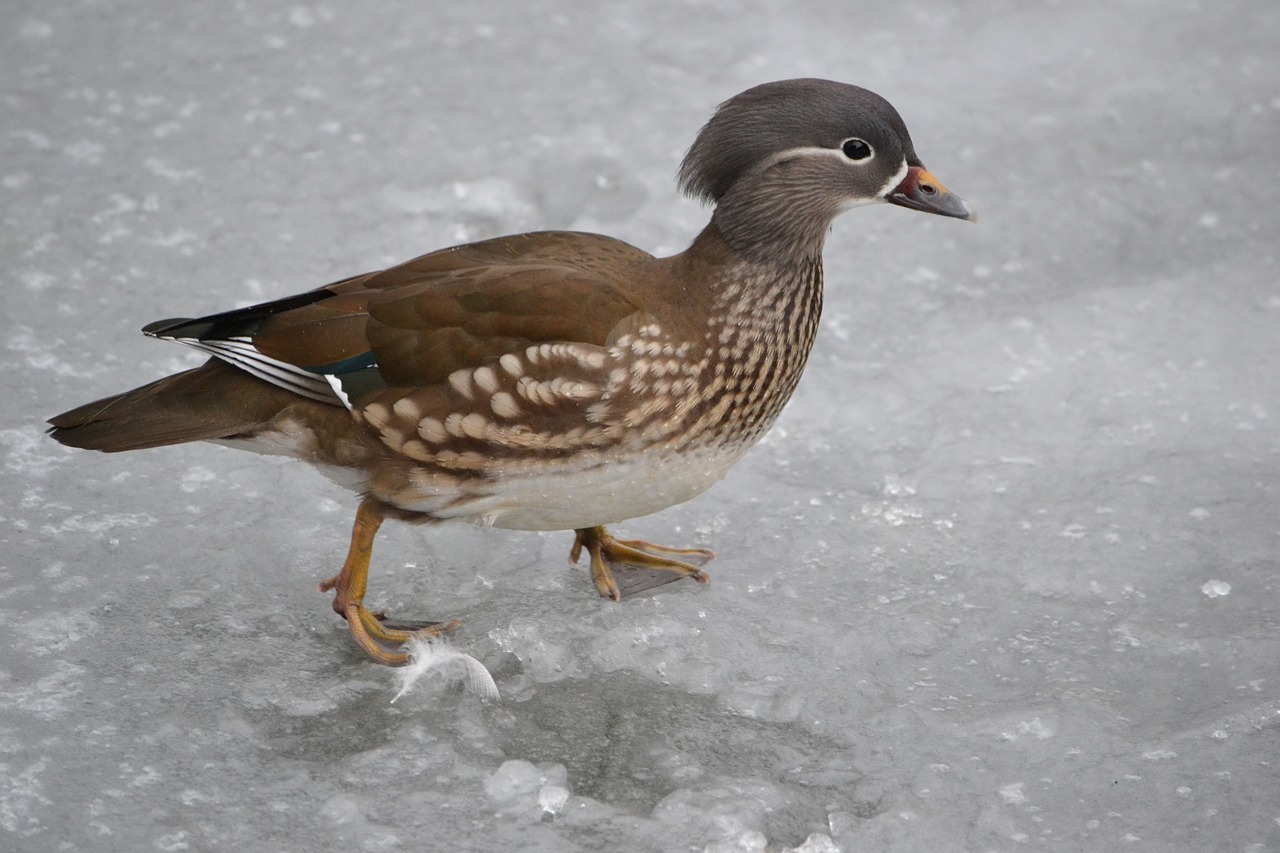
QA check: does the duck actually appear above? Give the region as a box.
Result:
[49,78,973,664]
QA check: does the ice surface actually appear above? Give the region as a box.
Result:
[3,1,1280,850]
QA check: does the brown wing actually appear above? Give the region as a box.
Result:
[249,231,652,391]
[142,231,666,467]
[146,231,654,407]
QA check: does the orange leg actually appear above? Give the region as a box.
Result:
[570,525,713,601]
[318,498,458,665]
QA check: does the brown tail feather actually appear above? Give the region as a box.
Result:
[48,358,312,452]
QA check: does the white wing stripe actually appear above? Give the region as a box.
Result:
[170,337,338,404]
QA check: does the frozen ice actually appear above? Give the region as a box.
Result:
[4,0,1280,850]
[1200,580,1232,599]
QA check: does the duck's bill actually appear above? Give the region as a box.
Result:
[888,166,976,221]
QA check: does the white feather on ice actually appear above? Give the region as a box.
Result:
[391,637,500,702]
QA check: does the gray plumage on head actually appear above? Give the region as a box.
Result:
[678,78,921,205]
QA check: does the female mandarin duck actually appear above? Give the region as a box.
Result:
[49,79,973,664]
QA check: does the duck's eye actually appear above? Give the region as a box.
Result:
[841,138,873,161]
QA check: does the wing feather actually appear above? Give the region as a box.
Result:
[145,232,655,413]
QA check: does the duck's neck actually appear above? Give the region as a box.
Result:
[681,220,826,317]
[674,221,826,450]
[707,179,842,264]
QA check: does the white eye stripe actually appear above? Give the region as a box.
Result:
[752,146,907,205]
[758,143,886,172]
[758,146,857,170]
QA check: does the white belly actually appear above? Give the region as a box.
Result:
[214,421,747,532]
[405,447,745,531]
